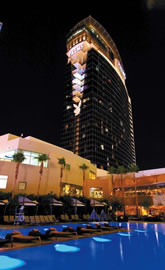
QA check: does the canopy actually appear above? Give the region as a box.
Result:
[90,199,105,207]
[72,198,85,207]
[18,196,39,206]
[48,198,63,206]
[0,199,8,205]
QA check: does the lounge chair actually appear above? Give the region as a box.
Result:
[47,215,56,223]
[35,216,41,224]
[0,238,11,247]
[60,214,65,222]
[64,214,70,222]
[45,227,77,237]
[9,216,14,223]
[39,216,46,224]
[62,226,76,233]
[76,226,101,235]
[24,216,30,224]
[44,215,51,224]
[96,224,118,231]
[71,215,76,221]
[3,216,14,224]
[75,214,81,221]
[29,216,37,225]
[3,216,10,224]
[5,230,41,243]
[60,214,70,222]
[86,224,102,231]
[103,223,121,229]
[83,214,90,220]
[28,229,52,240]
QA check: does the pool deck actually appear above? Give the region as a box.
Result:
[0,224,129,252]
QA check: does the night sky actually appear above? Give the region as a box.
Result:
[0,1,165,171]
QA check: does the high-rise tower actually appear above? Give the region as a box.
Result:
[60,16,136,170]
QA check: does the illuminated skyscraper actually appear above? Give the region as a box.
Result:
[60,16,136,169]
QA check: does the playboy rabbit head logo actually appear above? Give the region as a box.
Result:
[73,100,82,116]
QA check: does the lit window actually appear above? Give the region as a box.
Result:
[83,97,89,103]
[23,155,31,165]
[65,124,69,129]
[101,144,104,150]
[105,128,108,132]
[0,175,8,189]
[31,156,39,166]
[90,187,103,198]
[66,105,72,110]
[96,66,99,72]
[82,134,86,138]
[89,171,96,179]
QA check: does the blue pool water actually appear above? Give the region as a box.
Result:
[0,222,165,270]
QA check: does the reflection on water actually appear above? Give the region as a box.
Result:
[119,238,124,262]
[142,222,148,230]
[0,222,165,270]
[154,224,159,246]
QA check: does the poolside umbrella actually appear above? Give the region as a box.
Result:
[0,199,9,205]
[0,199,9,215]
[71,198,85,214]
[100,209,108,221]
[18,196,39,206]
[89,208,100,221]
[90,199,105,207]
[48,198,63,214]
[49,198,63,206]
[17,196,39,215]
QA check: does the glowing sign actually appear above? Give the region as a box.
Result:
[73,100,82,116]
[68,42,84,57]
[116,60,126,79]
[0,22,3,32]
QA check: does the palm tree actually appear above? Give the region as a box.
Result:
[128,163,139,216]
[79,163,89,196]
[12,152,26,199]
[35,154,50,198]
[116,165,127,216]
[58,157,66,196]
[107,166,117,196]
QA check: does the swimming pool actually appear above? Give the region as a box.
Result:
[0,222,165,270]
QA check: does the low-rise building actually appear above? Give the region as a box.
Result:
[0,134,96,196]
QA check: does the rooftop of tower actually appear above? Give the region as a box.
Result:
[66,16,124,69]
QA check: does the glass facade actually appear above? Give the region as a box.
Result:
[0,150,48,168]
[60,16,136,170]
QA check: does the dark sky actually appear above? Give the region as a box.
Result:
[0,1,165,171]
